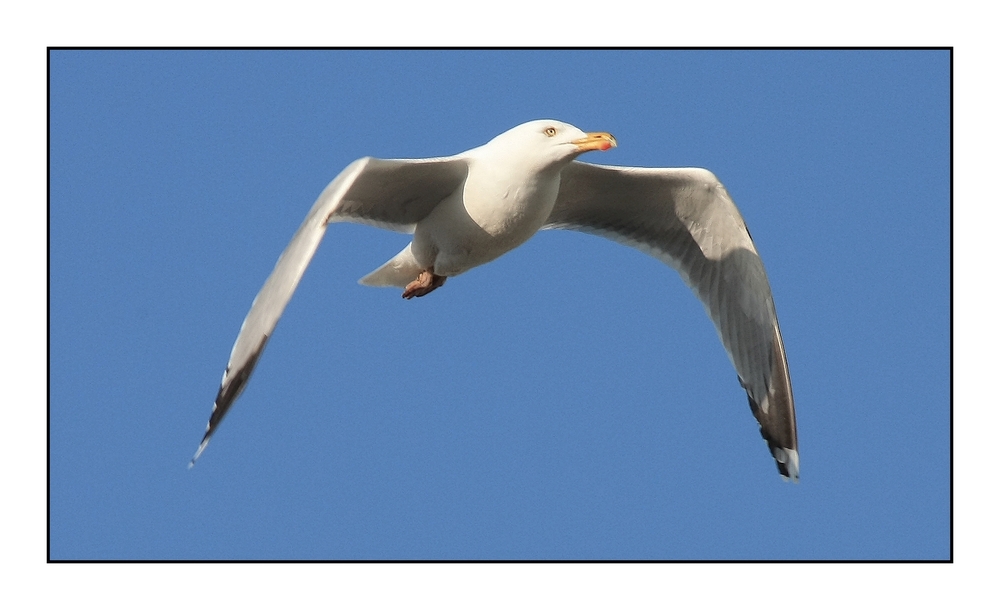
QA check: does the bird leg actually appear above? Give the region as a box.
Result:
[402,270,447,299]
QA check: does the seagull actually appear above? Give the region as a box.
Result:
[191,119,799,481]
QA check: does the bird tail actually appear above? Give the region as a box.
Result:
[359,243,423,288]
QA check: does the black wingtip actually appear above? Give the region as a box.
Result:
[191,335,271,467]
[188,387,230,468]
[745,388,800,482]
[764,437,800,483]
[188,431,212,469]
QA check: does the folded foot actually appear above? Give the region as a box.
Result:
[402,270,446,299]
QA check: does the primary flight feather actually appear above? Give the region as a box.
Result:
[191,119,799,481]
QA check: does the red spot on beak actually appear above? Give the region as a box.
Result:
[572,132,617,153]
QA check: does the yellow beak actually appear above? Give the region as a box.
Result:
[572,132,617,152]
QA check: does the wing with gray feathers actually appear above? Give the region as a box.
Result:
[546,161,798,481]
[191,156,469,465]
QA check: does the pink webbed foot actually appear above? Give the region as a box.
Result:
[402,270,447,299]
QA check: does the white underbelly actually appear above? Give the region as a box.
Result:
[412,172,560,276]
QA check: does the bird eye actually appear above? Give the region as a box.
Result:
[544,127,557,137]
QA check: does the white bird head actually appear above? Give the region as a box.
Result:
[478,119,617,173]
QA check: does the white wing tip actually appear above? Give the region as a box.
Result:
[774,447,800,482]
[188,437,211,469]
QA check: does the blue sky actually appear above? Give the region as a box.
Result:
[48,50,950,562]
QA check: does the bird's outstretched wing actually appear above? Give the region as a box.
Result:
[546,161,798,480]
[190,156,469,465]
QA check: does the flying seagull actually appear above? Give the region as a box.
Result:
[191,119,799,481]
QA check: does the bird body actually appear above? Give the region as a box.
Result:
[192,119,799,481]
[362,122,613,286]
